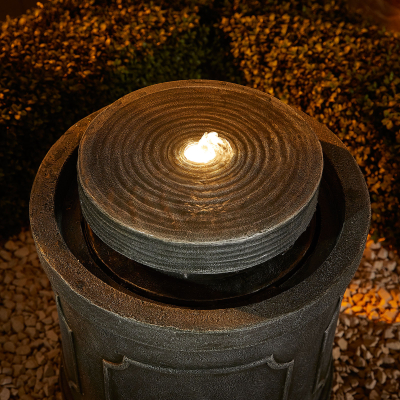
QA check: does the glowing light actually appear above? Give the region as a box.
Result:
[184,132,231,164]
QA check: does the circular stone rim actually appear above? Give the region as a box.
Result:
[76,80,323,274]
[29,85,370,335]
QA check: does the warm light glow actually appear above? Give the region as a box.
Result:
[184,132,231,164]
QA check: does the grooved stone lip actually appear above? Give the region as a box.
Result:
[30,81,370,333]
[76,80,324,273]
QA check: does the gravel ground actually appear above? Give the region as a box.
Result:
[0,229,399,400]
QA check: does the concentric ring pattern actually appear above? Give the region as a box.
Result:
[77,80,323,274]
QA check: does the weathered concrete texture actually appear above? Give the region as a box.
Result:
[30,81,370,400]
[77,81,323,275]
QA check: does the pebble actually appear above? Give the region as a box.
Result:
[2,368,12,376]
[25,315,36,327]
[3,299,15,310]
[16,345,31,356]
[0,387,10,400]
[365,379,377,390]
[333,346,341,360]
[386,340,400,350]
[12,278,27,287]
[10,316,24,333]
[381,309,398,323]
[380,355,395,365]
[373,260,384,270]
[377,247,389,259]
[0,376,12,385]
[13,364,24,377]
[0,250,12,262]
[44,364,55,378]
[25,327,36,338]
[0,230,63,398]
[338,337,348,351]
[42,316,53,325]
[36,310,46,321]
[35,352,46,366]
[46,329,58,342]
[369,390,380,400]
[369,241,382,250]
[4,241,18,252]
[354,356,366,368]
[383,327,395,339]
[3,342,16,353]
[25,358,39,369]
[0,308,10,322]
[376,369,387,384]
[378,288,392,306]
[14,247,29,259]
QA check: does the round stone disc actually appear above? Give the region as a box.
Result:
[77,80,323,274]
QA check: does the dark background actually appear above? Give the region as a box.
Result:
[0,0,48,21]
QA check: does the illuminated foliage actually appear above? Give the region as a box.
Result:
[220,0,400,248]
[1,0,399,250]
[0,0,240,237]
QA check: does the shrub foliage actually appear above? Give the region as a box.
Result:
[0,0,399,249]
[0,0,241,238]
[220,0,400,247]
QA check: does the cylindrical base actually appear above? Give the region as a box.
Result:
[60,359,334,400]
[55,283,340,400]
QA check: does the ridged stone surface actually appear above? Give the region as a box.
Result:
[77,80,323,274]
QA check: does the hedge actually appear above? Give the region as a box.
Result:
[1,0,399,250]
[219,0,400,248]
[0,0,242,240]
